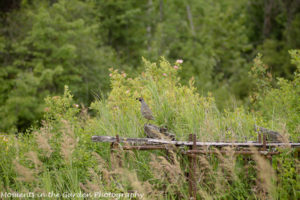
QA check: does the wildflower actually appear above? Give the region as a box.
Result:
[122,73,127,77]
[163,73,167,77]
[176,59,183,64]
[73,104,79,108]
[126,90,130,94]
[109,73,112,77]
[44,107,50,112]
[173,65,179,69]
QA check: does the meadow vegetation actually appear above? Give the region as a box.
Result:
[0,52,299,199]
[0,1,299,199]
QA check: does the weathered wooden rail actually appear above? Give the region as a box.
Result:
[92,135,300,148]
[92,134,300,200]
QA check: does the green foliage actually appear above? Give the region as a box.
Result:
[253,51,300,140]
[146,0,252,102]
[290,49,300,71]
[247,0,300,78]
[0,56,299,199]
[0,0,299,198]
[0,0,117,132]
[91,58,257,141]
[1,0,300,132]
[248,53,273,104]
[274,149,299,199]
[0,87,101,195]
[44,86,79,123]
[94,0,147,67]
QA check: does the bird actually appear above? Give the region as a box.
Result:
[136,97,154,123]
[143,124,176,140]
[254,125,283,142]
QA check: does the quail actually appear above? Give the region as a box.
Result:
[136,97,154,122]
[144,124,176,140]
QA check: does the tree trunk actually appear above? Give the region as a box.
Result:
[186,4,196,37]
[263,0,274,38]
[147,0,153,52]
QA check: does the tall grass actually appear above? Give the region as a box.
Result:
[0,57,299,199]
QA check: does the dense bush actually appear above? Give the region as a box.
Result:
[250,50,300,141]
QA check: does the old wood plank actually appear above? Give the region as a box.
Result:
[91,136,300,147]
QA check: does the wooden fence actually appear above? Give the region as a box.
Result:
[92,133,300,200]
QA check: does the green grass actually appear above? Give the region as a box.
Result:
[0,57,299,199]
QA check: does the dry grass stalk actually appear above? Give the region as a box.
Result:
[25,151,43,172]
[40,120,53,139]
[198,189,214,200]
[13,160,36,183]
[150,153,182,183]
[33,121,54,157]
[34,122,54,158]
[114,168,155,198]
[196,149,239,198]
[215,168,229,194]
[148,152,186,199]
[79,182,89,193]
[34,187,46,194]
[196,154,222,197]
[217,147,238,181]
[122,144,137,167]
[91,152,111,184]
[92,152,107,167]
[35,132,53,158]
[61,119,78,162]
[80,168,103,193]
[251,147,276,199]
[197,154,214,185]
[277,123,292,145]
[78,104,90,128]
[110,144,123,169]
[85,180,101,192]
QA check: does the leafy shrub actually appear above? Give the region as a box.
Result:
[253,50,300,140]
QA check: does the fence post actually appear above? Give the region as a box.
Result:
[188,134,197,200]
[258,132,262,143]
[110,134,122,168]
[262,134,267,151]
[261,133,273,164]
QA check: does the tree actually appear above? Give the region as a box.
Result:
[0,0,117,132]
[247,0,300,78]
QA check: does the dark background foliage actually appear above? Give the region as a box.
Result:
[0,0,299,132]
